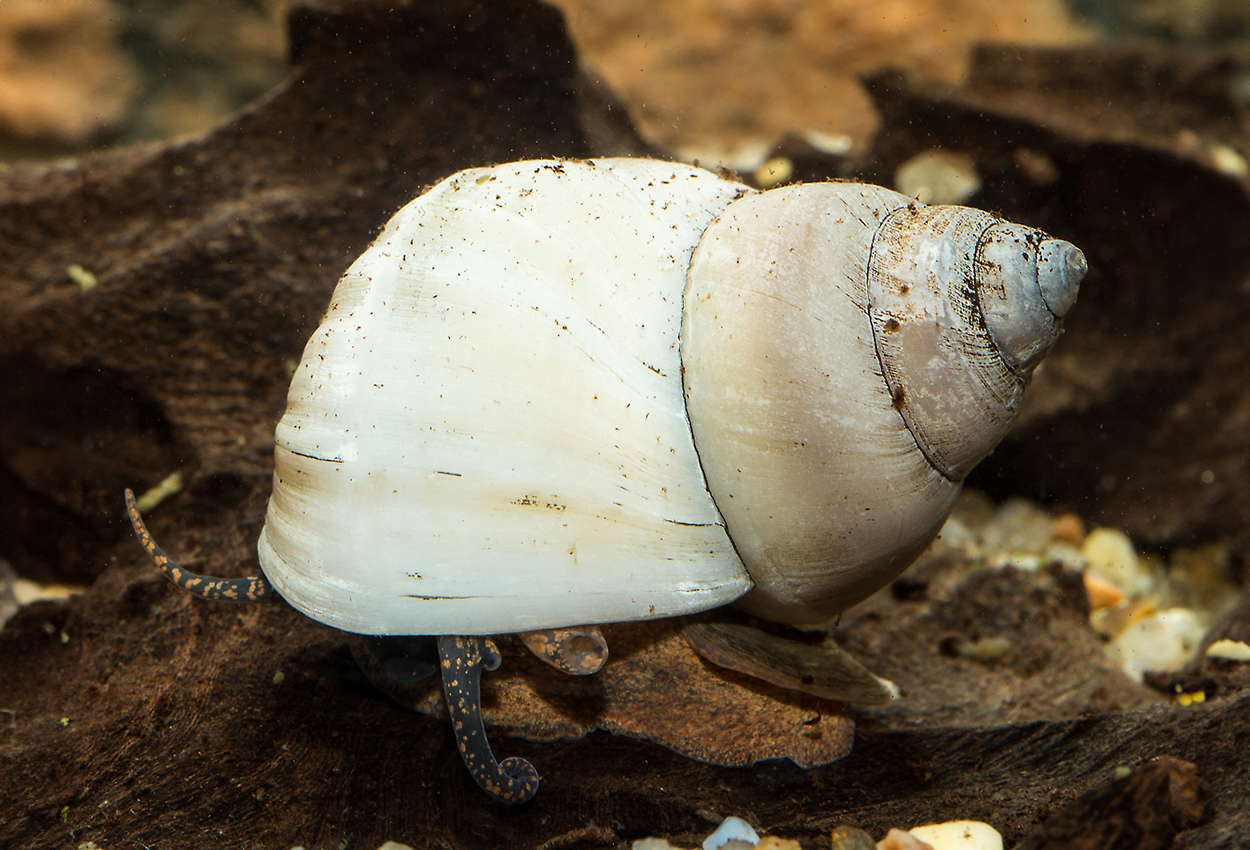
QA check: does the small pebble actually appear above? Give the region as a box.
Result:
[877,828,933,850]
[804,131,853,155]
[894,149,981,205]
[8,572,84,612]
[1210,144,1249,178]
[0,560,17,627]
[982,498,1055,561]
[1049,512,1085,546]
[1089,596,1157,639]
[633,839,683,850]
[1176,690,1205,707]
[753,157,794,188]
[830,825,877,850]
[1083,573,1125,610]
[909,821,1003,850]
[704,817,759,850]
[1082,528,1153,597]
[953,636,1012,662]
[1206,639,1250,662]
[677,141,771,172]
[757,837,801,850]
[136,471,185,513]
[1106,607,1207,682]
[67,263,98,292]
[1012,147,1061,186]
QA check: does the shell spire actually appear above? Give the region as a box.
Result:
[682,185,1084,624]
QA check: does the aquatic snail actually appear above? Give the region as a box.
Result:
[125,157,1086,803]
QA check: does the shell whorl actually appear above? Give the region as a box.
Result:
[258,159,755,636]
[867,205,1083,480]
[682,183,1082,624]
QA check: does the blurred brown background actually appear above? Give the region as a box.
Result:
[1,0,1245,162]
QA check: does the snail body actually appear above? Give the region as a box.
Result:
[127,157,1085,802]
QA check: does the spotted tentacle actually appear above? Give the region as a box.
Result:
[520,626,609,675]
[124,488,278,602]
[437,635,539,804]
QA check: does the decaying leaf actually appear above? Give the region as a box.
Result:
[367,618,854,769]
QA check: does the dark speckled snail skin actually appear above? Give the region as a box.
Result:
[436,636,540,804]
[126,490,543,803]
[126,157,1086,803]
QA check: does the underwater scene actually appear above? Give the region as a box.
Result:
[0,0,1246,847]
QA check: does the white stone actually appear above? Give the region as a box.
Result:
[1207,639,1250,662]
[704,816,759,850]
[1107,608,1208,682]
[908,820,1003,850]
[894,150,981,205]
[1082,528,1152,597]
[633,839,683,850]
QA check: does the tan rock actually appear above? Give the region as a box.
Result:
[0,0,137,143]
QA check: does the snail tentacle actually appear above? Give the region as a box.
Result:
[520,627,609,675]
[436,635,539,804]
[124,488,279,603]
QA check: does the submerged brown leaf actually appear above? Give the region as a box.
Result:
[392,618,854,769]
[681,619,898,705]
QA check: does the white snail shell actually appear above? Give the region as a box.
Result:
[256,158,1085,635]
